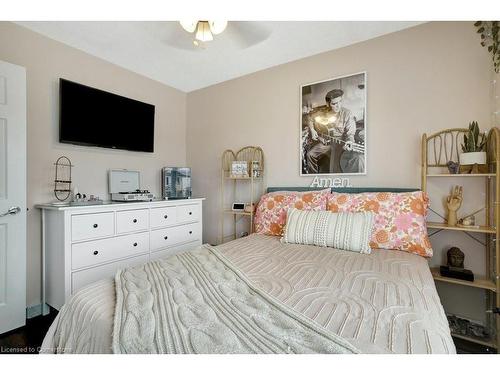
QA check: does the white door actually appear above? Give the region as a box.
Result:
[0,60,27,334]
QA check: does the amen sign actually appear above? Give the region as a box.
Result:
[310,176,352,188]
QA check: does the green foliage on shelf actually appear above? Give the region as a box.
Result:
[462,121,486,153]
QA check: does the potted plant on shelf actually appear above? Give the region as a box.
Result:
[459,121,486,168]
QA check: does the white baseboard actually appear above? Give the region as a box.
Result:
[26,303,50,319]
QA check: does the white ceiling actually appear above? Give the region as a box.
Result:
[17,21,422,92]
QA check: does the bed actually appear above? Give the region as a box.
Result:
[41,232,455,354]
[41,186,455,354]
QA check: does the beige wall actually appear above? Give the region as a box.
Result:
[0,22,187,308]
[187,22,493,322]
[187,21,491,243]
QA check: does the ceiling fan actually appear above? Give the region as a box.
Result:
[174,21,271,50]
[180,21,228,46]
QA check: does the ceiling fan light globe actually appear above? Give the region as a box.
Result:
[208,21,228,35]
[179,20,198,33]
[195,21,213,42]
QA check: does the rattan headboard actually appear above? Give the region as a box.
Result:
[266,187,419,193]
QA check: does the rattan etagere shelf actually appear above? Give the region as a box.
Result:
[426,173,496,177]
[220,146,264,244]
[422,127,500,351]
[426,222,496,234]
[430,267,497,292]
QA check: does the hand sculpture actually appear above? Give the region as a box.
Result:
[446,185,463,226]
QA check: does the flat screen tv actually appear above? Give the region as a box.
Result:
[59,79,155,152]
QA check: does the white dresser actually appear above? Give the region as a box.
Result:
[37,198,204,310]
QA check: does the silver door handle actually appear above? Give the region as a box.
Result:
[0,206,21,217]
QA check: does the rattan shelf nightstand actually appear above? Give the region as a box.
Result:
[422,127,500,351]
[220,146,264,244]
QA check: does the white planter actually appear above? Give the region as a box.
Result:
[459,151,487,165]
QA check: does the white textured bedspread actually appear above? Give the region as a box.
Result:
[41,234,455,354]
[112,246,358,354]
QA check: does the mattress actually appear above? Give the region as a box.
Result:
[41,234,455,354]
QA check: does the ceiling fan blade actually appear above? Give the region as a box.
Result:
[157,22,200,51]
[227,22,272,49]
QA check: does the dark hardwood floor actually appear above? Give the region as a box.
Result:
[453,337,497,354]
[0,308,496,354]
[0,309,58,354]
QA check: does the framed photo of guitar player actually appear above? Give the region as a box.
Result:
[300,72,366,175]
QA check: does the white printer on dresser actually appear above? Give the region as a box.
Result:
[37,198,204,310]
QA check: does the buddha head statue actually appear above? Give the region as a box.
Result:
[447,247,465,268]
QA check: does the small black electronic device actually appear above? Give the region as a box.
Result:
[232,203,245,211]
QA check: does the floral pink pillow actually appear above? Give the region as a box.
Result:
[327,191,432,257]
[254,190,329,236]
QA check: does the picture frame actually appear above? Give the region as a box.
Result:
[251,160,261,178]
[300,71,367,176]
[231,161,249,177]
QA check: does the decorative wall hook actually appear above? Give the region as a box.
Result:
[54,156,73,201]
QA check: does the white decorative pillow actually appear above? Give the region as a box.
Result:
[281,208,374,254]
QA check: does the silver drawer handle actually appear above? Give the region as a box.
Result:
[0,206,21,217]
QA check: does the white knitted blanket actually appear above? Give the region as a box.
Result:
[112,244,359,354]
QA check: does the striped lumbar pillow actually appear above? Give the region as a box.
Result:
[281,208,374,254]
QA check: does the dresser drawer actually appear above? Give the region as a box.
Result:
[150,240,200,261]
[71,254,149,294]
[71,212,114,242]
[150,206,177,228]
[177,204,199,223]
[71,232,149,270]
[116,209,149,234]
[150,223,199,252]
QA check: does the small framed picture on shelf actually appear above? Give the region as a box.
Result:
[231,161,249,177]
[251,161,261,178]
